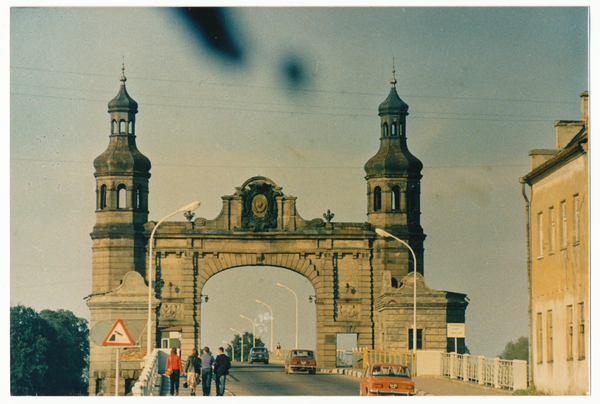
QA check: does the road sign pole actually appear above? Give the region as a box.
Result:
[115,348,120,396]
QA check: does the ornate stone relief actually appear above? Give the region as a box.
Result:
[240,182,282,231]
[160,303,183,320]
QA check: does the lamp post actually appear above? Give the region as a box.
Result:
[223,341,234,361]
[277,283,298,348]
[240,315,256,347]
[147,201,201,358]
[375,228,418,355]
[255,300,274,352]
[230,328,243,361]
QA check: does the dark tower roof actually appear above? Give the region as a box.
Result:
[378,68,408,116]
[108,65,138,113]
[94,66,150,176]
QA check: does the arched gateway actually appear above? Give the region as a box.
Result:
[86,66,468,396]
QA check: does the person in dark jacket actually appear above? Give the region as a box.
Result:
[184,348,200,396]
[214,347,231,396]
[200,347,216,396]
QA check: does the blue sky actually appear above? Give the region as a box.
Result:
[8,6,589,359]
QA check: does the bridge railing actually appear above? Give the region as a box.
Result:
[439,352,527,391]
[131,348,169,396]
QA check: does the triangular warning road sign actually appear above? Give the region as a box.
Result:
[102,319,135,346]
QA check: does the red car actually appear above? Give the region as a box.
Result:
[284,349,317,374]
[359,363,415,396]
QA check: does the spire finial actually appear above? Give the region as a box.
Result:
[391,58,397,89]
[120,57,126,84]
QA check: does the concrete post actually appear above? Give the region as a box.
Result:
[463,354,469,380]
[512,359,528,391]
[478,356,485,385]
[494,357,500,388]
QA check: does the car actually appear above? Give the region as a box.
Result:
[359,363,415,396]
[248,347,269,364]
[284,349,317,374]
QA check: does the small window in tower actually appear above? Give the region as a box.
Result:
[391,122,397,136]
[129,120,134,135]
[119,120,126,134]
[382,123,388,137]
[392,186,400,210]
[100,185,107,209]
[117,185,127,209]
[135,185,142,209]
[374,187,382,211]
[112,120,118,134]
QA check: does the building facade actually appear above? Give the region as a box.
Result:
[520,91,589,395]
[86,67,468,395]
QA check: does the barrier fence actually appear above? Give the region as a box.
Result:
[440,352,527,390]
[353,348,417,377]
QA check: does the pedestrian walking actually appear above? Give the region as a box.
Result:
[200,346,216,396]
[165,348,182,396]
[214,347,231,396]
[276,342,281,359]
[184,348,200,396]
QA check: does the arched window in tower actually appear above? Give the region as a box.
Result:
[129,120,134,135]
[374,186,382,211]
[100,184,107,209]
[382,123,388,137]
[391,186,400,210]
[117,185,127,209]
[119,120,126,134]
[391,122,397,136]
[112,120,118,134]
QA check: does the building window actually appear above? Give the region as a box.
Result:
[578,302,585,360]
[119,120,126,134]
[117,185,127,209]
[573,194,580,245]
[537,212,544,258]
[100,185,107,209]
[549,206,555,255]
[546,310,553,363]
[135,185,142,209]
[391,122,397,136]
[408,328,423,350]
[112,120,118,134]
[567,305,573,361]
[560,201,567,249]
[96,378,105,396]
[128,120,134,135]
[382,123,388,137]
[374,187,382,211]
[391,186,400,210]
[536,312,543,363]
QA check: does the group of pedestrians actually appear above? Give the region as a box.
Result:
[166,346,231,396]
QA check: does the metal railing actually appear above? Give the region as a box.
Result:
[440,353,524,390]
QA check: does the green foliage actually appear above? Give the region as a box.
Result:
[513,384,546,395]
[226,332,265,361]
[10,305,89,396]
[498,336,529,361]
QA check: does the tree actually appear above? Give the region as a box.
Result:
[498,336,529,361]
[10,305,89,396]
[226,332,265,361]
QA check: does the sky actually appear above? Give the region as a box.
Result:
[8,5,590,361]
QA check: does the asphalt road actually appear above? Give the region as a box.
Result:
[224,361,361,396]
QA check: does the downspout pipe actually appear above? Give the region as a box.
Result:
[520,180,533,387]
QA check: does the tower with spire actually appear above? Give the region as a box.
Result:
[365,66,426,284]
[91,65,151,294]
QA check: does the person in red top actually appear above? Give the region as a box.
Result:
[166,348,183,396]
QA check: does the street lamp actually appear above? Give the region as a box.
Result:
[375,228,418,355]
[255,300,274,352]
[223,340,234,361]
[147,201,201,358]
[230,327,243,361]
[277,283,298,348]
[240,315,256,347]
